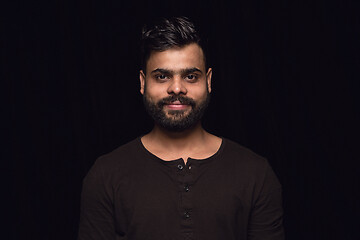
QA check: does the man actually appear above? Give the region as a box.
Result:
[78,17,284,240]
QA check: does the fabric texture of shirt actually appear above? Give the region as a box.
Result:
[78,137,284,240]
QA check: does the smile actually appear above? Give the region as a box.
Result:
[164,100,190,110]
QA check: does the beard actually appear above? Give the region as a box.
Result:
[143,92,210,132]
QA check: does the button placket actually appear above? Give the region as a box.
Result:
[178,160,195,237]
[184,211,191,219]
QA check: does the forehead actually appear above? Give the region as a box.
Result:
[146,43,205,73]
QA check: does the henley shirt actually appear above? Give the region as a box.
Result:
[78,137,284,240]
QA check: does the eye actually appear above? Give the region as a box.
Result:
[185,74,198,82]
[155,74,170,82]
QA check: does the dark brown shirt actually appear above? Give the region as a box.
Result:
[78,137,284,240]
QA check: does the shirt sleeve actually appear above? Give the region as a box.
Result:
[78,158,118,240]
[247,163,285,240]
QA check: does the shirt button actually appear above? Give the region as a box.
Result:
[184,185,190,192]
[177,164,183,170]
[188,166,192,170]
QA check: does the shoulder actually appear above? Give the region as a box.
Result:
[219,138,280,189]
[87,137,145,177]
[221,138,268,167]
[102,137,143,161]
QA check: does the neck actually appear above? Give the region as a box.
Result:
[146,122,207,150]
[141,122,222,163]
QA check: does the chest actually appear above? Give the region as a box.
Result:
[113,161,253,223]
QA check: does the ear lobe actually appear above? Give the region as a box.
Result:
[206,68,212,93]
[139,70,145,95]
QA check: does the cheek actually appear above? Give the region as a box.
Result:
[144,84,163,98]
[146,80,168,93]
[191,84,209,98]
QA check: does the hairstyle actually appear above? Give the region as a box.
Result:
[140,16,207,72]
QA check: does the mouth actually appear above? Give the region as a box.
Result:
[158,95,196,111]
[164,100,190,110]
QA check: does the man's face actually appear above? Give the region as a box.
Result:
[140,43,212,132]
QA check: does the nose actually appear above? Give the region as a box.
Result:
[167,76,187,95]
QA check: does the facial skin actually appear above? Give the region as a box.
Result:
[140,43,212,132]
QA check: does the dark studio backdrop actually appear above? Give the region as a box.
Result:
[3,0,359,239]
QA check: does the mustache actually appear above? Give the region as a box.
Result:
[157,95,196,108]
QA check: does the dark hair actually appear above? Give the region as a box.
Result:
[140,16,207,72]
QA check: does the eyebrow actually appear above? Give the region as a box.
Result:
[150,68,203,75]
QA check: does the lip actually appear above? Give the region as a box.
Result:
[164,100,190,110]
[165,104,189,110]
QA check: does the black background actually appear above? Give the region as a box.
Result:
[3,0,359,239]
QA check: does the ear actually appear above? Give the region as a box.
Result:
[206,68,213,93]
[139,70,146,95]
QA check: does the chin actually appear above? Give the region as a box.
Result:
[165,109,190,117]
